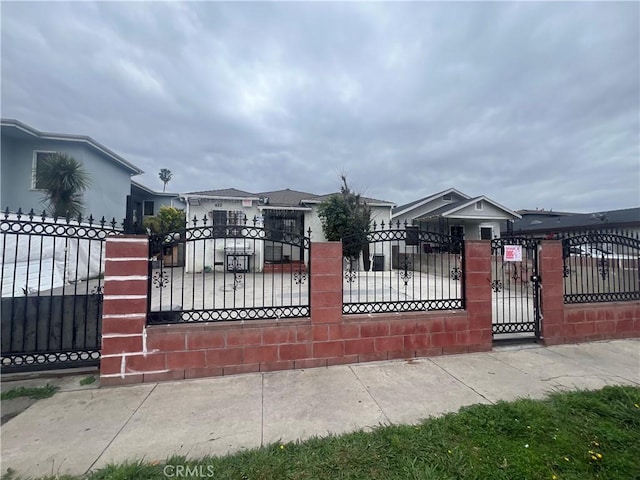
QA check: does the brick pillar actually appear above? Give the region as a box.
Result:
[464,240,493,352]
[539,240,566,345]
[310,242,345,360]
[100,236,152,386]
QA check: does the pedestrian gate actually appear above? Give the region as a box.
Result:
[490,237,541,339]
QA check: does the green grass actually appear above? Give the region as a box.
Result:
[4,386,640,480]
[0,384,59,401]
[79,375,96,386]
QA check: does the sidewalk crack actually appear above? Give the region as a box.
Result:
[429,359,495,405]
[348,365,392,425]
[85,383,157,474]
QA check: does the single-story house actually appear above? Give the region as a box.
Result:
[392,188,521,241]
[181,188,395,272]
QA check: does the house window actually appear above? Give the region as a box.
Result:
[475,200,483,210]
[442,194,452,202]
[143,200,155,216]
[480,227,493,240]
[31,151,56,189]
[211,210,246,235]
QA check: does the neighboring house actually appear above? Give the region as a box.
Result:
[1,118,144,222]
[392,188,521,241]
[507,207,640,238]
[182,187,395,272]
[128,180,185,230]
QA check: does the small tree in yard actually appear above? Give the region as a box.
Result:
[143,206,186,234]
[317,175,371,265]
[144,206,187,258]
[35,152,91,218]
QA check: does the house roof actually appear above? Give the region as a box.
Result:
[511,207,640,233]
[414,196,521,221]
[391,188,470,216]
[131,180,180,197]
[309,193,396,207]
[0,118,144,176]
[256,189,319,207]
[185,188,257,198]
[183,187,395,208]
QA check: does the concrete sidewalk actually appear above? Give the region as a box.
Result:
[1,339,639,478]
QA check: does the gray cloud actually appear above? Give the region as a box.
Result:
[2,1,638,212]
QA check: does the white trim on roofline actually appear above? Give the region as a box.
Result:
[181,193,261,201]
[391,188,470,218]
[1,118,143,175]
[258,206,313,212]
[416,196,522,221]
[301,198,396,207]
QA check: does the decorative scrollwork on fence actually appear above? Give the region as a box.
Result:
[511,265,520,281]
[398,256,412,286]
[491,280,503,293]
[344,268,357,283]
[450,267,462,281]
[153,271,169,288]
[562,265,571,278]
[293,270,307,285]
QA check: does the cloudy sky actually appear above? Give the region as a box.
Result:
[2,1,638,213]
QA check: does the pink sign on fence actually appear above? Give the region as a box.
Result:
[504,245,522,262]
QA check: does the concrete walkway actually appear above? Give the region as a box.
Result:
[1,339,639,478]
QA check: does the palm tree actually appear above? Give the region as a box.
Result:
[35,152,91,218]
[159,168,173,192]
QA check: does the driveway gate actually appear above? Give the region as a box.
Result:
[490,237,541,339]
[1,210,118,372]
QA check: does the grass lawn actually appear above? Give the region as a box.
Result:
[5,385,639,480]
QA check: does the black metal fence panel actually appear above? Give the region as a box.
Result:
[562,230,640,303]
[490,237,540,337]
[147,217,311,324]
[342,222,464,314]
[1,208,119,371]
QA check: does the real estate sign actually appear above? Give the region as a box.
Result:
[504,245,522,262]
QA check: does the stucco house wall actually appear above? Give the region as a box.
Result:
[1,120,142,223]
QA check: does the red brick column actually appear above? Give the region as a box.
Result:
[100,236,152,386]
[310,242,346,366]
[463,240,493,352]
[539,240,566,345]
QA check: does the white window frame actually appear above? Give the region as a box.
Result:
[31,150,56,190]
[475,200,484,211]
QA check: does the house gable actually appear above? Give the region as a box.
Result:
[417,196,521,221]
[391,188,470,224]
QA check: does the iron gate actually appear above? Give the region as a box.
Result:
[1,209,119,372]
[490,237,541,339]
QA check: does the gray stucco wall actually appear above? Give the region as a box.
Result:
[1,136,134,222]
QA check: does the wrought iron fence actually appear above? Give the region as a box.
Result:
[562,230,640,303]
[1,208,121,371]
[342,222,464,314]
[147,216,311,324]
